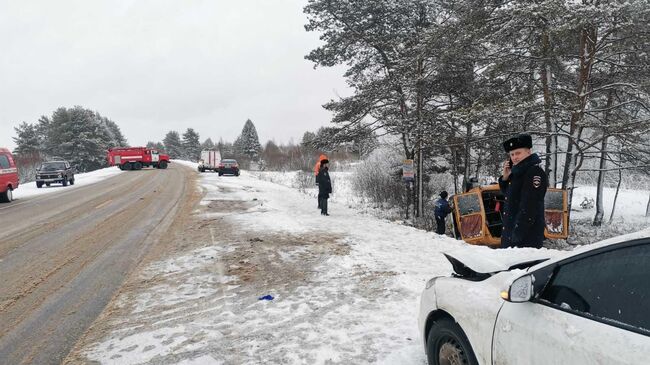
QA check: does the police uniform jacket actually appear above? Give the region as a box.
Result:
[498,153,548,248]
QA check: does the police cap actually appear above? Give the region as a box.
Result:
[502,134,533,153]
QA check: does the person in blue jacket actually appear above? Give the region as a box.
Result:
[434,191,452,234]
[498,134,548,248]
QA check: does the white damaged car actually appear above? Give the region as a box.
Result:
[418,235,650,365]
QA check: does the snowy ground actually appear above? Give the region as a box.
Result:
[65,165,650,364]
[12,166,124,200]
[65,166,478,364]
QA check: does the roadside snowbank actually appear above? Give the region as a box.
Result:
[253,170,650,246]
[12,166,124,200]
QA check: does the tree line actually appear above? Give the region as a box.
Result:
[304,0,650,225]
[11,106,363,183]
[12,106,127,180]
[151,119,363,170]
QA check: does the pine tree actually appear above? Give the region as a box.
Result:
[45,106,112,172]
[233,119,262,161]
[12,122,41,156]
[163,131,183,159]
[146,141,165,151]
[11,107,127,173]
[181,128,201,161]
[201,138,215,150]
[217,138,234,157]
[100,116,128,147]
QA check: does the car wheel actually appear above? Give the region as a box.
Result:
[122,163,132,171]
[46,182,51,187]
[134,162,143,170]
[36,181,43,188]
[1,188,12,202]
[159,161,168,169]
[70,178,75,185]
[427,318,478,365]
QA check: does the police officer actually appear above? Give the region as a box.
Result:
[499,134,548,249]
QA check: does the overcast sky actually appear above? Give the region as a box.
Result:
[0,0,349,151]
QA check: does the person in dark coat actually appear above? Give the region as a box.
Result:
[317,159,332,216]
[434,191,452,235]
[499,134,548,249]
[314,154,328,209]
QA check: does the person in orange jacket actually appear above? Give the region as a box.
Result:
[314,154,328,181]
[314,154,328,209]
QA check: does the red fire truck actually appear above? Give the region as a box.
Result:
[107,147,170,170]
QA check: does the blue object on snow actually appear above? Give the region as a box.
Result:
[258,295,274,301]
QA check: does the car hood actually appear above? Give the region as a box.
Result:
[443,248,558,280]
[39,169,65,173]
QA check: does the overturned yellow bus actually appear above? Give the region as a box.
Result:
[450,184,569,247]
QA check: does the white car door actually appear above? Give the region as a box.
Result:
[493,242,650,365]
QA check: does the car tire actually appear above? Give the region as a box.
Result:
[62,177,68,186]
[159,161,168,169]
[426,318,478,365]
[36,181,43,188]
[1,188,13,202]
[46,182,51,187]
[122,163,132,171]
[134,162,143,170]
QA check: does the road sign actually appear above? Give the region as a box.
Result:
[402,159,414,181]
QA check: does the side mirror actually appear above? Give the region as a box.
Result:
[501,275,533,303]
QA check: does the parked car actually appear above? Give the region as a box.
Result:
[0,147,19,202]
[35,160,75,188]
[418,234,650,365]
[218,159,239,176]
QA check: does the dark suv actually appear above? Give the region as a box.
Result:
[36,161,75,188]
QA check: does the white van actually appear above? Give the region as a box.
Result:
[198,150,221,173]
